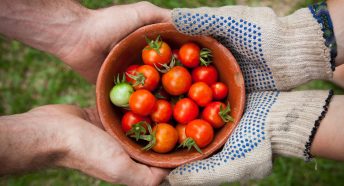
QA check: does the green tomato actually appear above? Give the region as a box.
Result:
[109,82,134,107]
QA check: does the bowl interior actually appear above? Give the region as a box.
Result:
[96,23,245,168]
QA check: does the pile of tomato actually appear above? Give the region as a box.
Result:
[109,36,233,154]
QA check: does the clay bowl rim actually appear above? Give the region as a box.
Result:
[96,23,245,168]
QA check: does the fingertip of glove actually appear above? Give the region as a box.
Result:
[171,8,185,30]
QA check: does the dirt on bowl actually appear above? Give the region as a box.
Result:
[96,23,245,168]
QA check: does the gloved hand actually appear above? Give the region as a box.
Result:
[167,2,336,185]
[171,2,336,92]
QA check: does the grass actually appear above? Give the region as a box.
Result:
[1,0,344,186]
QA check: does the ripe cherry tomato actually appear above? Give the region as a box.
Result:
[130,65,160,91]
[162,66,192,96]
[152,123,178,153]
[179,42,200,68]
[121,111,151,133]
[202,102,233,128]
[129,89,156,116]
[176,123,187,144]
[192,65,218,86]
[211,82,228,100]
[188,82,213,107]
[125,65,139,83]
[151,100,172,123]
[142,38,172,67]
[173,98,199,124]
[186,119,214,148]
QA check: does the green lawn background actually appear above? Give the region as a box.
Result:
[1,0,344,186]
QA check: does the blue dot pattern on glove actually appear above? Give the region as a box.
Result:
[174,11,277,92]
[172,91,279,175]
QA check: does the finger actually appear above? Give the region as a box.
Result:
[133,1,171,25]
[106,2,171,50]
[171,6,254,39]
[29,105,105,130]
[127,161,170,186]
[172,7,221,36]
[82,108,104,130]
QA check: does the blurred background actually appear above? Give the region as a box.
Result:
[1,0,343,185]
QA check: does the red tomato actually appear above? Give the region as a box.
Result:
[188,82,213,107]
[186,119,214,148]
[121,111,151,133]
[192,65,218,86]
[151,100,173,123]
[173,98,199,124]
[129,89,156,116]
[202,102,233,128]
[125,65,139,83]
[152,123,178,153]
[176,123,187,144]
[211,82,228,100]
[162,66,192,96]
[129,65,160,91]
[142,40,172,67]
[179,42,200,68]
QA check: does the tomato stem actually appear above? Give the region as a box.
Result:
[145,35,162,55]
[126,72,146,87]
[178,137,203,154]
[126,121,148,141]
[114,73,130,85]
[154,56,176,73]
[219,103,234,123]
[129,123,156,151]
[200,48,213,66]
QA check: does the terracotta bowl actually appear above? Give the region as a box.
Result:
[96,23,245,168]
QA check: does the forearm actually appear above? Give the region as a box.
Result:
[311,95,344,160]
[0,0,89,57]
[328,0,344,66]
[0,111,67,175]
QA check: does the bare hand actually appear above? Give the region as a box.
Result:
[0,105,168,186]
[55,2,170,83]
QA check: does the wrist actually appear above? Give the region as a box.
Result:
[267,90,333,160]
[47,7,94,60]
[0,110,68,174]
[0,0,91,61]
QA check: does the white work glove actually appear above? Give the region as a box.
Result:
[167,2,336,185]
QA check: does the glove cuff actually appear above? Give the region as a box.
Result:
[267,7,333,90]
[308,1,337,71]
[268,90,333,160]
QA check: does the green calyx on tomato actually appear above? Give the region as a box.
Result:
[109,74,134,107]
[178,137,203,154]
[126,121,148,141]
[219,103,234,122]
[127,123,157,151]
[154,55,176,73]
[200,48,213,66]
[138,124,157,151]
[126,71,145,87]
[145,35,163,55]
